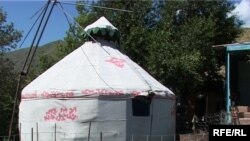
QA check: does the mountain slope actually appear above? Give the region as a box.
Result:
[4,40,63,72]
[236,28,250,42]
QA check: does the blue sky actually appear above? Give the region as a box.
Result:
[0,0,79,48]
[232,0,250,28]
[0,0,250,49]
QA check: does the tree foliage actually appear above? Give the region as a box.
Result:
[0,8,22,135]
[0,8,22,53]
[0,57,18,136]
[58,0,241,98]
[147,0,242,97]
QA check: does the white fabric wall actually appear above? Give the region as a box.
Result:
[95,99,127,141]
[19,98,127,141]
[126,98,175,141]
[19,98,175,141]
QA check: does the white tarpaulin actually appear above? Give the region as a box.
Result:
[19,17,175,141]
[21,40,173,99]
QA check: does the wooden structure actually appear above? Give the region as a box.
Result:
[213,42,250,124]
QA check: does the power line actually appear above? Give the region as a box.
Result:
[21,0,52,74]
[19,3,47,48]
[30,4,47,20]
[7,1,55,141]
[57,2,72,28]
[56,2,118,90]
[60,1,133,13]
[55,2,111,55]
[55,2,98,43]
[26,1,57,73]
[56,1,154,92]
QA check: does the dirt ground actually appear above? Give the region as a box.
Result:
[178,133,208,141]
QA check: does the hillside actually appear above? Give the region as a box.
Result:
[4,40,63,72]
[236,28,250,42]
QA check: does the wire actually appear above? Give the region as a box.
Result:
[56,1,154,93]
[60,1,133,13]
[55,2,98,43]
[26,1,57,73]
[21,0,51,74]
[114,49,153,91]
[55,2,111,55]
[56,2,124,90]
[57,2,72,29]
[80,45,117,92]
[30,4,46,20]
[59,1,153,92]
[7,74,22,141]
[8,1,53,140]
[19,3,47,48]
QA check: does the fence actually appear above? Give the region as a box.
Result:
[131,134,175,141]
[0,135,18,141]
[1,133,175,141]
[176,111,230,141]
[2,111,230,141]
[192,111,229,132]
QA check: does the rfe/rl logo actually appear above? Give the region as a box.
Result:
[213,129,247,136]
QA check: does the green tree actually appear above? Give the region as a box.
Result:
[0,58,18,136]
[58,0,152,69]
[38,52,57,73]
[59,0,241,97]
[0,9,22,53]
[147,0,242,98]
[0,8,22,136]
[143,0,242,133]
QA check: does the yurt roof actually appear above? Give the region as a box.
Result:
[21,17,174,100]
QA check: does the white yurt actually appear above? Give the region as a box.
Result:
[19,17,175,141]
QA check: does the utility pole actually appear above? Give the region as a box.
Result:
[7,1,57,141]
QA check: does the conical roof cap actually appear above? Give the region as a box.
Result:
[84,16,119,41]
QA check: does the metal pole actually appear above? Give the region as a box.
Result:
[54,123,56,141]
[21,0,51,74]
[205,95,208,129]
[36,123,39,141]
[19,123,21,141]
[7,74,21,141]
[174,102,176,141]
[87,121,92,141]
[131,134,134,141]
[206,95,208,116]
[31,128,34,141]
[226,51,231,124]
[100,132,102,141]
[7,1,52,141]
[149,99,154,141]
[26,0,57,73]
